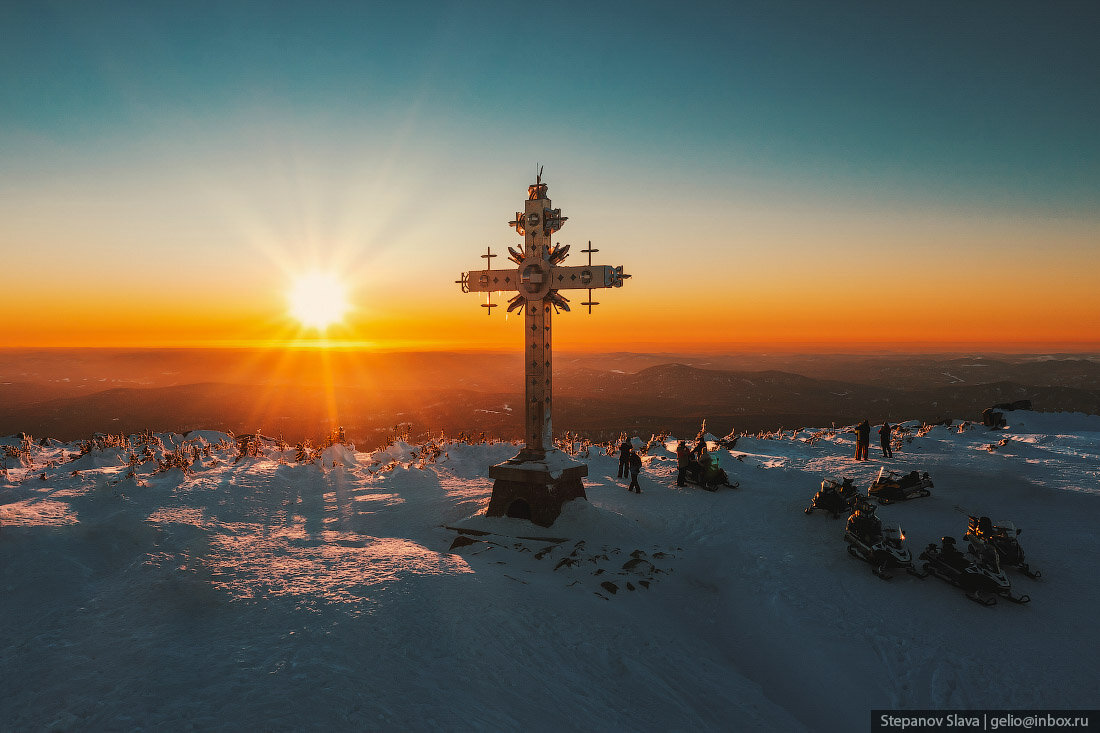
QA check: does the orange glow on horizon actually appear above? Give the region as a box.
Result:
[2,308,1097,355]
[4,221,1097,353]
[2,271,1099,353]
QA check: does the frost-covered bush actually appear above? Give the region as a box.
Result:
[295,440,317,463]
[156,445,194,476]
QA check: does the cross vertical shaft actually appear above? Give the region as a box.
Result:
[520,188,553,458]
[526,299,551,455]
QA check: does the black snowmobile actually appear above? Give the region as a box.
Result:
[919,536,1030,606]
[966,515,1040,579]
[805,477,863,517]
[868,469,933,504]
[684,454,738,491]
[844,502,923,580]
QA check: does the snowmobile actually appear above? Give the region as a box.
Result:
[868,468,933,504]
[804,477,863,517]
[844,502,923,580]
[919,536,1030,606]
[965,515,1040,579]
[684,455,738,491]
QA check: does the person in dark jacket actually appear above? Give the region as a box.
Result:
[627,448,642,493]
[675,440,690,486]
[855,419,870,461]
[691,436,706,460]
[846,500,882,544]
[617,438,631,478]
[879,421,893,458]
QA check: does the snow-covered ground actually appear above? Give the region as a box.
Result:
[1,412,1098,731]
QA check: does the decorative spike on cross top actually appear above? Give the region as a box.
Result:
[458,173,629,461]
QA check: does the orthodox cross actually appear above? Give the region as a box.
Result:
[458,171,629,461]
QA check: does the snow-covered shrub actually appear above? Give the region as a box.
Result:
[78,433,131,456]
[156,445,194,476]
[295,440,317,463]
[234,434,264,462]
[322,426,349,449]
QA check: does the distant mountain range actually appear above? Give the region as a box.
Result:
[1,350,1098,445]
[554,362,1100,437]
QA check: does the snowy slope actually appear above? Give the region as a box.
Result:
[1,412,1097,731]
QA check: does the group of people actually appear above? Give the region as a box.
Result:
[854,420,893,461]
[675,437,712,487]
[617,435,720,493]
[620,433,730,490]
[617,439,643,493]
[619,420,893,490]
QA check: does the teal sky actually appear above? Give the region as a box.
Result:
[2,1,1098,349]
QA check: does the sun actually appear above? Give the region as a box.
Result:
[287,271,350,330]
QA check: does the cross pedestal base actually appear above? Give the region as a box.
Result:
[487,453,588,527]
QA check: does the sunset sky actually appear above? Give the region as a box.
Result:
[2,2,1098,352]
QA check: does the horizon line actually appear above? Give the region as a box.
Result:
[2,340,1099,356]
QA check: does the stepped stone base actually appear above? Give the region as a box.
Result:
[486,460,588,528]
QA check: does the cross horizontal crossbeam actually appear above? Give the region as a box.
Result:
[459,264,627,294]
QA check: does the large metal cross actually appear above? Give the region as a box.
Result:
[457,172,628,525]
[458,172,629,460]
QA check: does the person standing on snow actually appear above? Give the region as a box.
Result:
[675,440,691,486]
[855,419,870,461]
[691,435,707,461]
[697,441,711,468]
[847,498,883,544]
[627,447,642,493]
[879,421,893,458]
[617,437,632,479]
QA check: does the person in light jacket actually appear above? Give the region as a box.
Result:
[675,440,690,486]
[855,419,870,461]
